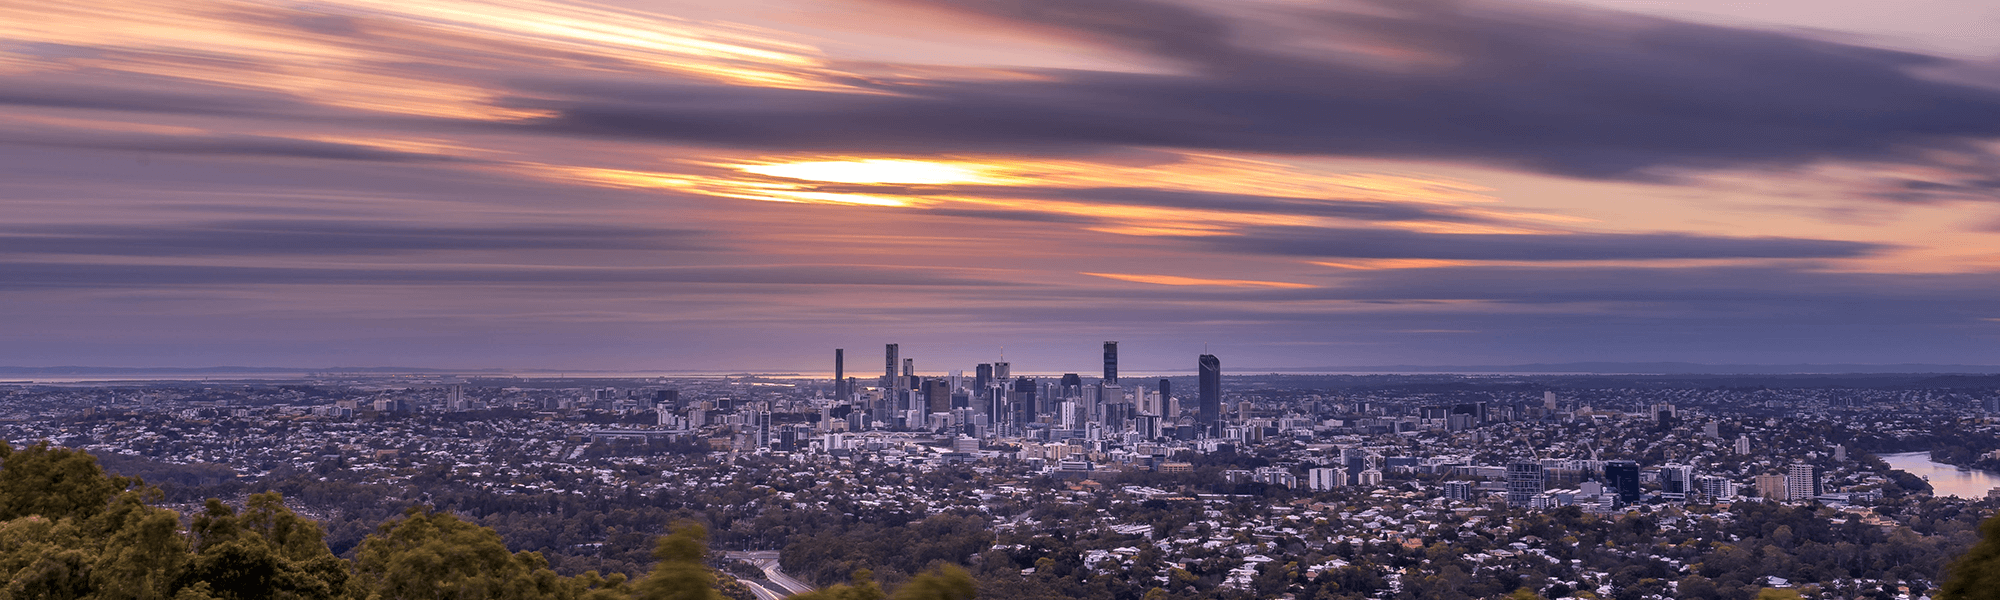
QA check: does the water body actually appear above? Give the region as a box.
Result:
[1880,451,2000,499]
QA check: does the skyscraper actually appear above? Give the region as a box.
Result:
[924,378,951,414]
[975,363,993,391]
[1060,373,1083,398]
[834,349,845,400]
[1102,341,1118,384]
[993,361,1010,381]
[1198,354,1221,435]
[884,344,899,387]
[1158,378,1172,406]
[1011,377,1036,427]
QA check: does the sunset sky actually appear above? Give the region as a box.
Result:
[5,0,2000,372]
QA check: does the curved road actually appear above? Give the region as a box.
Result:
[723,551,814,599]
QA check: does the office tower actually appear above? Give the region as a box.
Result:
[1788,463,1820,501]
[903,358,913,378]
[1060,373,1083,398]
[1198,354,1221,434]
[1660,464,1694,500]
[883,344,901,417]
[1011,377,1037,427]
[1506,461,1545,507]
[834,349,845,400]
[993,361,1010,381]
[1341,447,1368,485]
[1543,391,1556,410]
[1603,461,1640,504]
[925,378,951,414]
[1103,341,1118,384]
[1158,378,1172,406]
[884,344,899,387]
[975,364,993,391]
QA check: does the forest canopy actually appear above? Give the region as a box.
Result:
[0,441,974,600]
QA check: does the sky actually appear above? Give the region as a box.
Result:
[4,0,2000,373]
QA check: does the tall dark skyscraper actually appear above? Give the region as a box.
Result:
[1060,373,1083,398]
[1198,354,1221,434]
[884,344,899,387]
[975,363,993,391]
[1011,377,1037,426]
[1102,341,1118,384]
[834,348,845,399]
[1158,378,1172,403]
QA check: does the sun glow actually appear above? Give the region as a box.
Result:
[1082,272,1316,289]
[739,159,998,185]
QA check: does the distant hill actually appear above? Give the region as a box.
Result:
[0,366,497,375]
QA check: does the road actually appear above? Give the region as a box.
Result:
[723,551,815,598]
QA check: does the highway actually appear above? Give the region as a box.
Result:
[723,551,815,599]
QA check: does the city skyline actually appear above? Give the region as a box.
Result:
[6,0,2000,369]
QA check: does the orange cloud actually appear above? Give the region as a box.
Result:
[1082,272,1315,289]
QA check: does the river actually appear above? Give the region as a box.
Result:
[1880,451,2000,499]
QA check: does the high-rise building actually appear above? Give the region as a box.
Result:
[1756,473,1789,500]
[993,361,1010,381]
[1660,464,1694,500]
[1060,373,1083,398]
[1543,391,1557,411]
[1736,435,1751,455]
[1698,475,1737,498]
[1603,461,1640,504]
[975,363,993,391]
[883,344,900,416]
[1507,461,1546,507]
[884,344,899,387]
[1340,447,1368,485]
[1011,377,1037,426]
[1158,378,1172,408]
[925,378,951,414]
[1103,341,1118,384]
[1788,463,1820,501]
[1308,468,1346,491]
[1198,354,1221,434]
[834,349,846,400]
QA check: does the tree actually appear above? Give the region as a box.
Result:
[888,566,975,600]
[353,506,574,600]
[1940,513,2000,600]
[632,524,723,600]
[0,441,132,521]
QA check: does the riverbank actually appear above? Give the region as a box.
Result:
[1880,451,2000,499]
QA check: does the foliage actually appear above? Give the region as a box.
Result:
[0,443,987,600]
